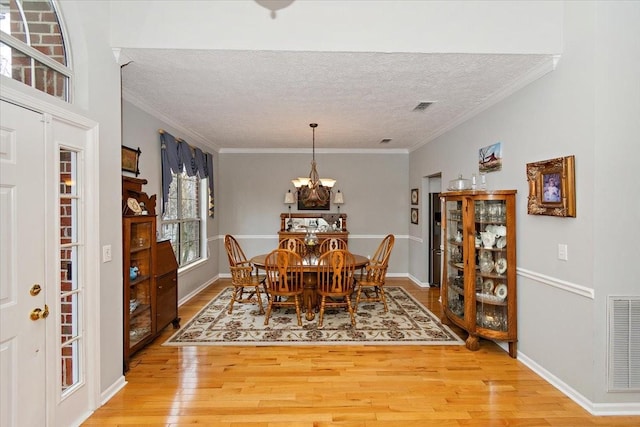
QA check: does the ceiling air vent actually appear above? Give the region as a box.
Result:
[379,138,392,144]
[413,102,434,111]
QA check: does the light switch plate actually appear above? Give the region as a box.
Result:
[558,244,568,261]
[102,245,112,262]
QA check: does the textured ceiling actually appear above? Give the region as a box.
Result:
[121,49,554,152]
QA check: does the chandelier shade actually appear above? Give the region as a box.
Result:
[293,123,335,208]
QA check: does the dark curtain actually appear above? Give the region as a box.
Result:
[160,131,214,215]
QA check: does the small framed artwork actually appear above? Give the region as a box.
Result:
[122,146,141,176]
[411,208,419,225]
[411,188,419,205]
[479,142,502,173]
[526,155,576,217]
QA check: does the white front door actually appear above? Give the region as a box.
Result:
[1,97,99,427]
[0,100,47,426]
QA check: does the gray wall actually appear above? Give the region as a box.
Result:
[409,1,640,407]
[122,101,220,302]
[217,151,409,275]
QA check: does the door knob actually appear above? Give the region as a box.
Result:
[30,304,49,321]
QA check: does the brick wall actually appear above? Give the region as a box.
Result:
[59,150,74,389]
[9,0,67,99]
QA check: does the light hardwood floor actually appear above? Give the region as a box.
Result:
[83,278,640,426]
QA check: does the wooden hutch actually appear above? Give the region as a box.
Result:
[278,213,348,246]
[122,177,179,371]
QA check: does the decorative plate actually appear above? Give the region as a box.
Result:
[496,236,507,249]
[127,197,142,214]
[482,280,495,294]
[494,283,508,299]
[411,209,418,223]
[495,258,507,275]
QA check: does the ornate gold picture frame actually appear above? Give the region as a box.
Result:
[526,155,576,217]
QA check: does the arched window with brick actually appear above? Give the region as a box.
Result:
[0,0,72,101]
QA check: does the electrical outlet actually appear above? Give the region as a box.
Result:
[558,244,568,261]
[102,245,112,262]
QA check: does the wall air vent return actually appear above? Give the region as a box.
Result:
[608,296,640,391]
[413,102,434,111]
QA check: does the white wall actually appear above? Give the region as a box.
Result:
[591,0,640,406]
[56,1,125,396]
[109,0,562,54]
[122,100,220,302]
[409,1,640,410]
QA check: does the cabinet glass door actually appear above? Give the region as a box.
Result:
[445,200,464,318]
[128,221,153,348]
[474,199,508,332]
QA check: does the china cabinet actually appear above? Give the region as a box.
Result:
[440,190,518,358]
[123,215,156,370]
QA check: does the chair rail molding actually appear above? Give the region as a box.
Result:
[517,267,594,299]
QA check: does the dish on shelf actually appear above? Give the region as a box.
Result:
[476,292,506,304]
[494,283,508,299]
[454,262,465,269]
[495,225,507,236]
[482,279,495,293]
[496,236,507,249]
[127,197,142,214]
[495,258,507,275]
[479,258,494,274]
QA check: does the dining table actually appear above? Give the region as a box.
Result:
[250,252,369,321]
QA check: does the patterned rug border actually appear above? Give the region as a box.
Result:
[164,286,464,347]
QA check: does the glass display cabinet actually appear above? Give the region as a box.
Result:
[440,190,518,358]
[123,215,156,370]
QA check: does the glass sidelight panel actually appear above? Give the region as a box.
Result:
[59,148,82,394]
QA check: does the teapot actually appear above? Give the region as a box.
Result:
[480,231,496,248]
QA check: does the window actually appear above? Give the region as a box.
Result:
[59,147,83,394]
[0,0,71,101]
[161,170,207,268]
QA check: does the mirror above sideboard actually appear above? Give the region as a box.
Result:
[279,213,347,233]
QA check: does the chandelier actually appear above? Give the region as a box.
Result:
[292,123,335,207]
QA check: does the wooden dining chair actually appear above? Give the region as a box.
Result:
[278,237,307,257]
[318,237,348,254]
[354,234,395,313]
[224,234,265,314]
[263,249,305,326]
[316,249,357,328]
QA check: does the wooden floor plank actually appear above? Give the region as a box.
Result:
[82,278,640,426]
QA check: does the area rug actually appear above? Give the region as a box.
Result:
[164,286,464,346]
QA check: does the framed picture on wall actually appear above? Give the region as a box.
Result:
[411,208,419,225]
[526,155,576,217]
[411,188,419,205]
[122,146,141,176]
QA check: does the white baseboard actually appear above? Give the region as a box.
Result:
[100,375,127,406]
[518,351,640,415]
[178,275,219,307]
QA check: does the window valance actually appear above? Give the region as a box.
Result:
[159,130,214,215]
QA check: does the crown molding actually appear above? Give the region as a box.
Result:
[122,88,220,152]
[410,54,561,152]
